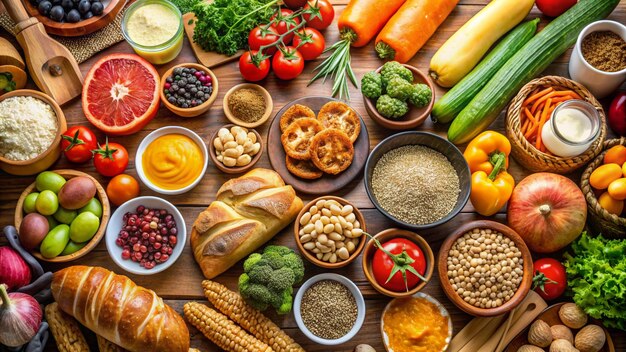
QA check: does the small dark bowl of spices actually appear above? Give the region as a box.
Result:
[364,131,471,230]
[160,63,218,117]
[223,83,273,128]
[294,273,366,345]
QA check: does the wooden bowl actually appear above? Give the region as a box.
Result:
[23,0,126,37]
[223,83,273,128]
[363,228,434,298]
[0,89,67,176]
[159,63,218,117]
[504,302,615,352]
[294,196,366,269]
[14,169,110,262]
[364,64,435,130]
[437,220,533,317]
[208,124,263,174]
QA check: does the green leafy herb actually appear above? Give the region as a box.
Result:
[0,72,16,93]
[169,0,200,15]
[192,0,278,56]
[563,232,626,330]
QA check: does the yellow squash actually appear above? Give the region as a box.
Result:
[428,0,535,88]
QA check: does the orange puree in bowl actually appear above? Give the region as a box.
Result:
[142,134,203,190]
[383,297,449,352]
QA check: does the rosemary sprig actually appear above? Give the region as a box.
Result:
[308,33,358,101]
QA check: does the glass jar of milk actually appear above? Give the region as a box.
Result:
[541,100,601,158]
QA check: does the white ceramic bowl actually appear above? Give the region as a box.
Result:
[294,273,366,345]
[135,126,208,195]
[569,20,626,99]
[105,196,186,275]
[381,292,453,352]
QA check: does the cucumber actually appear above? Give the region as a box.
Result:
[432,19,539,124]
[447,0,620,144]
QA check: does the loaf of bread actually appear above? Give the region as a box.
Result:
[51,266,189,352]
[191,168,303,279]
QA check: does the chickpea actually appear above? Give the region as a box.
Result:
[213,126,260,168]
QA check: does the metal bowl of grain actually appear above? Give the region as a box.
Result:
[364,131,471,230]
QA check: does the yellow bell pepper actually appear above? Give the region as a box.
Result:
[464,131,511,174]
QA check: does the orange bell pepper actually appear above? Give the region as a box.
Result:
[464,131,511,174]
[469,151,515,216]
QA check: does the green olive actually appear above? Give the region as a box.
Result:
[35,171,66,193]
[69,212,100,243]
[23,192,39,214]
[60,240,87,256]
[53,207,77,224]
[78,198,103,218]
[35,190,59,216]
[40,224,70,258]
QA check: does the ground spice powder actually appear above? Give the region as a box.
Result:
[227,88,266,123]
[581,31,626,72]
[300,280,357,340]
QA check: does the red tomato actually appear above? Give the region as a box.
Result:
[248,25,280,55]
[239,51,271,82]
[283,0,307,9]
[93,138,129,177]
[535,0,577,17]
[270,8,301,44]
[107,174,140,206]
[303,0,334,30]
[533,258,567,300]
[60,126,98,163]
[272,47,304,80]
[372,238,426,292]
[292,27,325,60]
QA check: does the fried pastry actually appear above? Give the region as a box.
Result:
[280,104,316,132]
[317,101,361,143]
[309,129,354,175]
[286,156,323,179]
[281,118,324,160]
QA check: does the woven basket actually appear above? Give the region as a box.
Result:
[580,138,626,239]
[506,76,607,174]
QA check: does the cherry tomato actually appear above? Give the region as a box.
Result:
[535,0,577,17]
[239,50,271,82]
[533,258,567,300]
[303,0,334,30]
[107,174,140,206]
[60,126,98,163]
[248,25,280,55]
[92,138,129,177]
[270,8,300,44]
[292,27,325,60]
[372,238,426,292]
[283,0,307,9]
[272,47,304,80]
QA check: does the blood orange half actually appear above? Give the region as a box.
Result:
[82,53,160,136]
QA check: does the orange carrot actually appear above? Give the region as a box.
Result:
[338,0,408,47]
[523,108,538,125]
[536,98,552,150]
[551,90,582,99]
[375,0,459,63]
[551,95,574,103]
[521,119,529,134]
[523,87,553,106]
[531,91,557,114]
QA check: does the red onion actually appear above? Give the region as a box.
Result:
[0,283,42,347]
[0,246,31,291]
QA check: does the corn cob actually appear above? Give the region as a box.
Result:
[96,335,128,352]
[184,302,274,352]
[202,280,305,352]
[45,302,90,352]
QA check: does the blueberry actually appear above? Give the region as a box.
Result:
[82,10,93,18]
[195,91,203,98]
[178,88,185,95]
[78,0,90,13]
[184,93,191,99]
[182,68,190,74]
[190,87,198,94]
[90,1,103,14]
[173,68,182,75]
[171,84,179,91]
[66,8,80,22]
[61,0,72,10]
[168,96,176,104]
[189,68,197,74]
[188,77,197,84]
[51,0,61,5]
[49,5,64,21]
[38,0,52,15]
[178,79,186,86]
[166,76,173,83]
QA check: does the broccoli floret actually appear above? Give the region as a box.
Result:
[376,94,409,119]
[386,76,413,101]
[408,83,432,108]
[381,61,413,83]
[238,245,305,315]
[361,71,382,99]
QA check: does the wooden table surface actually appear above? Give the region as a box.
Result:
[1,1,625,351]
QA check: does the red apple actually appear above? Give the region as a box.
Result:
[507,173,586,253]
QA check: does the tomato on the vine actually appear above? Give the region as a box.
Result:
[533,258,567,300]
[107,174,140,206]
[303,0,334,30]
[60,126,98,163]
[283,0,307,9]
[248,25,280,55]
[535,0,577,17]
[272,46,304,80]
[372,238,426,292]
[292,27,325,60]
[239,50,271,82]
[92,138,129,177]
[270,8,301,44]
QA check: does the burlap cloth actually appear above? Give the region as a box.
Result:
[0,3,128,63]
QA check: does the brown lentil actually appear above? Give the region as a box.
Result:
[371,145,460,225]
[300,280,357,339]
[228,88,266,123]
[581,31,626,72]
[446,228,523,309]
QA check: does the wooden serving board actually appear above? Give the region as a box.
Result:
[182,12,243,68]
[504,303,615,352]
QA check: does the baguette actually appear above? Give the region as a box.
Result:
[191,169,303,279]
[51,266,189,352]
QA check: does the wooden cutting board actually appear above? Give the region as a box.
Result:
[182,12,243,68]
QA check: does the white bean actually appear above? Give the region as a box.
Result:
[300,212,311,225]
[340,205,353,216]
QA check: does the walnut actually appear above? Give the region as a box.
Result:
[559,303,588,329]
[575,325,606,352]
[528,319,553,347]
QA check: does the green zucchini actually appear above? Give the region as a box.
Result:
[447,0,620,144]
[432,18,539,124]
